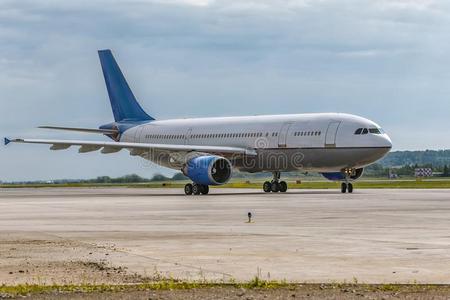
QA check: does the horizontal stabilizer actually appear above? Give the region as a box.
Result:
[39,126,118,135]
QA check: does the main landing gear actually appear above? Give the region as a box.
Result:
[263,171,288,193]
[184,183,209,195]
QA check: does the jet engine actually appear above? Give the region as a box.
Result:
[183,155,232,185]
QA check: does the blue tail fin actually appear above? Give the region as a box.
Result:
[98,49,154,122]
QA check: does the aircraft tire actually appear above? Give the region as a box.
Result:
[341,182,347,193]
[192,184,201,195]
[200,185,209,195]
[263,181,272,193]
[184,183,193,195]
[271,181,280,193]
[279,181,287,192]
[347,183,353,193]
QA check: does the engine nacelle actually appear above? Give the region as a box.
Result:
[183,155,232,185]
[321,168,364,181]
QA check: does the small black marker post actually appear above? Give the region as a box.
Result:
[247,212,252,223]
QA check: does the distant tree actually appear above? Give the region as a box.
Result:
[150,174,170,182]
[443,165,449,177]
[94,176,111,183]
[104,174,148,183]
[380,150,450,168]
[172,173,188,181]
[364,163,389,177]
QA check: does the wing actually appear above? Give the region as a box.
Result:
[4,138,257,157]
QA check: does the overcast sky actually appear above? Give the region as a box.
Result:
[1,0,450,181]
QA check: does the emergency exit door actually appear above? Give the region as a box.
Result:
[278,122,293,148]
[324,121,341,147]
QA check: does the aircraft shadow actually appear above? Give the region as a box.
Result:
[109,190,345,197]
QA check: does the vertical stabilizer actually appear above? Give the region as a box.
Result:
[98,49,153,122]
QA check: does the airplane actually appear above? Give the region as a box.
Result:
[4,49,392,195]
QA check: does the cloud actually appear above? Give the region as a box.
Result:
[1,0,450,180]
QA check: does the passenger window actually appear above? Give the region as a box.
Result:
[362,128,368,134]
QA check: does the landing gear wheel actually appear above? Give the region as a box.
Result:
[341,182,347,193]
[279,181,288,193]
[347,183,353,193]
[263,181,272,193]
[200,185,209,195]
[192,184,201,195]
[271,181,280,193]
[184,183,193,195]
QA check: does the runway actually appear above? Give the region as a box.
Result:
[0,187,449,284]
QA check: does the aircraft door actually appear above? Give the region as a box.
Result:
[278,122,293,148]
[134,126,144,143]
[185,128,192,145]
[324,121,341,147]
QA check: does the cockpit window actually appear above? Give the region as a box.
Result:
[369,128,381,134]
[362,128,368,134]
[354,128,363,135]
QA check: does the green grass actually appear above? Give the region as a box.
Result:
[3,179,450,189]
[0,278,291,296]
[1,279,449,297]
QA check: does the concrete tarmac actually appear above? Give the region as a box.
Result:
[0,187,449,284]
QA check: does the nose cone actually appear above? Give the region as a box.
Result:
[383,133,393,149]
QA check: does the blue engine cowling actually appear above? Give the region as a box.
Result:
[321,168,364,181]
[183,155,232,185]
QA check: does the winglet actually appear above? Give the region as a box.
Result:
[4,138,11,145]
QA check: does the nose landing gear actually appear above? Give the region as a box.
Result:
[341,168,355,193]
[341,182,353,193]
[263,172,288,193]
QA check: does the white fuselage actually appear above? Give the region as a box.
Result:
[120,113,392,173]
